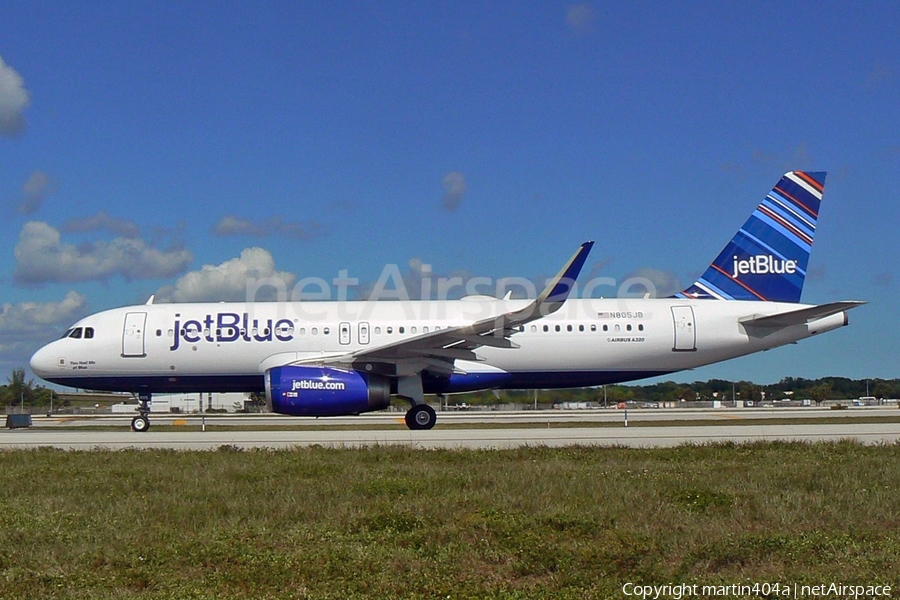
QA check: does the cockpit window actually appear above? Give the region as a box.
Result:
[84,327,94,339]
[68,328,83,339]
[61,329,74,339]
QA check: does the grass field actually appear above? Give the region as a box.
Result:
[1,442,898,599]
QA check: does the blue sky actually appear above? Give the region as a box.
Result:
[1,2,897,385]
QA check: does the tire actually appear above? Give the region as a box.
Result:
[131,415,150,432]
[405,404,436,430]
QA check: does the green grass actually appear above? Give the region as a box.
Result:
[1,442,898,599]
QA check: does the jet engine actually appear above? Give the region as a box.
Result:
[265,365,391,416]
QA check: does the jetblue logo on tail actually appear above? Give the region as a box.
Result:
[674,171,826,303]
[732,255,798,278]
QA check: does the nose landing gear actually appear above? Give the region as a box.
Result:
[131,392,152,432]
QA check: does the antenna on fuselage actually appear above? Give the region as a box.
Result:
[145,295,155,305]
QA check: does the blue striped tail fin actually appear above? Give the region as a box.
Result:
[675,171,825,303]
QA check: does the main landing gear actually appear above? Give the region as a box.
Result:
[131,392,151,432]
[404,404,436,430]
[399,375,437,430]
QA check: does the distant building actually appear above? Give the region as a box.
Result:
[110,392,251,414]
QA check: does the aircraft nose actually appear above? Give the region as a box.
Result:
[30,342,59,379]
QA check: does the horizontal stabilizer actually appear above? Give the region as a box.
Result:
[740,301,866,329]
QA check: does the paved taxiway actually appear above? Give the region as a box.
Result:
[24,406,900,427]
[2,408,899,450]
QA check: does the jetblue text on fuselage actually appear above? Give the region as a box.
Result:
[170,312,294,351]
[731,255,798,279]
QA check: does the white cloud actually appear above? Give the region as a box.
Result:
[62,211,141,238]
[0,54,30,136]
[0,292,88,370]
[18,170,56,214]
[620,268,683,298]
[14,221,193,285]
[442,171,467,211]
[154,247,297,302]
[0,291,87,335]
[213,215,325,240]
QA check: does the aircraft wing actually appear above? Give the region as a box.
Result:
[294,241,593,377]
[740,301,866,329]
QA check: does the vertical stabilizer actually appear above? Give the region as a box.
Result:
[675,171,825,302]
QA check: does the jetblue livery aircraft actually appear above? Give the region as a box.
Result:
[31,172,863,431]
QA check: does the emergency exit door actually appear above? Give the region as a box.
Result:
[671,306,696,352]
[339,322,351,345]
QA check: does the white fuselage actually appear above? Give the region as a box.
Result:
[30,296,848,395]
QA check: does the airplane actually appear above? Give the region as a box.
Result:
[30,171,864,432]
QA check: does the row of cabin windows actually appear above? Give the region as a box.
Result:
[374,325,446,335]
[62,327,95,339]
[162,326,293,337]
[287,326,443,336]
[159,322,645,339]
[534,323,645,333]
[161,325,452,338]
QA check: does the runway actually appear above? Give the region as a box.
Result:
[21,406,900,427]
[3,408,899,450]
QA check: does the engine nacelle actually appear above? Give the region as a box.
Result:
[265,365,391,417]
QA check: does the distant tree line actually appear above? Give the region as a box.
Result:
[1,368,58,409]
[2,367,897,410]
[448,377,900,406]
